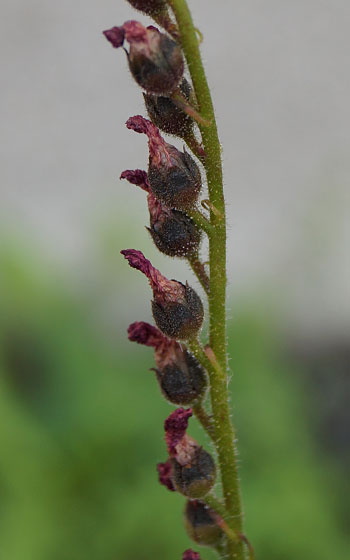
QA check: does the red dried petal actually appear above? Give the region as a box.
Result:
[120,249,185,303]
[103,26,125,48]
[164,407,192,456]
[123,20,149,43]
[126,115,173,169]
[182,550,200,560]
[157,460,176,492]
[120,169,150,192]
[128,322,166,349]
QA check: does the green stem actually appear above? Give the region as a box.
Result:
[185,209,212,236]
[169,2,246,558]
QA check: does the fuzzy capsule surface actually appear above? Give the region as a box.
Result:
[156,349,207,405]
[185,500,223,547]
[171,447,216,498]
[126,0,166,16]
[121,169,201,257]
[144,78,193,137]
[151,282,203,340]
[149,209,201,258]
[148,148,201,210]
[128,322,207,405]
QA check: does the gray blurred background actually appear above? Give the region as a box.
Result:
[1,0,349,336]
[0,2,349,559]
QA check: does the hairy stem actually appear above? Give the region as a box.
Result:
[169,1,245,558]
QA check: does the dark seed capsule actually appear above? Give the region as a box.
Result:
[144,78,193,137]
[104,22,184,95]
[156,350,207,405]
[152,283,203,340]
[148,148,201,210]
[126,116,202,210]
[128,26,184,94]
[185,500,223,546]
[172,447,216,498]
[126,0,166,16]
[148,209,201,258]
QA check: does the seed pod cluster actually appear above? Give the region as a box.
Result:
[103,3,222,556]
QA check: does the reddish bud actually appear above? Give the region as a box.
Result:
[126,116,202,210]
[164,408,216,498]
[121,169,201,257]
[144,78,193,138]
[183,550,201,560]
[121,250,203,339]
[126,0,166,16]
[157,459,176,491]
[104,21,183,94]
[128,322,207,404]
[185,500,223,546]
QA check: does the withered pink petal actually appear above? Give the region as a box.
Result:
[123,20,148,43]
[182,550,200,560]
[103,26,125,48]
[164,407,193,456]
[120,169,150,192]
[121,249,183,303]
[128,321,166,349]
[157,460,176,492]
[126,115,170,166]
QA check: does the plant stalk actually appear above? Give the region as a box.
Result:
[168,1,246,558]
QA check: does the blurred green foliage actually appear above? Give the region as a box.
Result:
[0,243,348,560]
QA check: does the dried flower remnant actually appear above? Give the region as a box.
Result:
[128,321,207,404]
[121,249,203,339]
[164,408,216,498]
[157,459,175,491]
[126,115,202,210]
[103,21,183,94]
[185,500,223,546]
[121,169,201,257]
[182,549,201,560]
